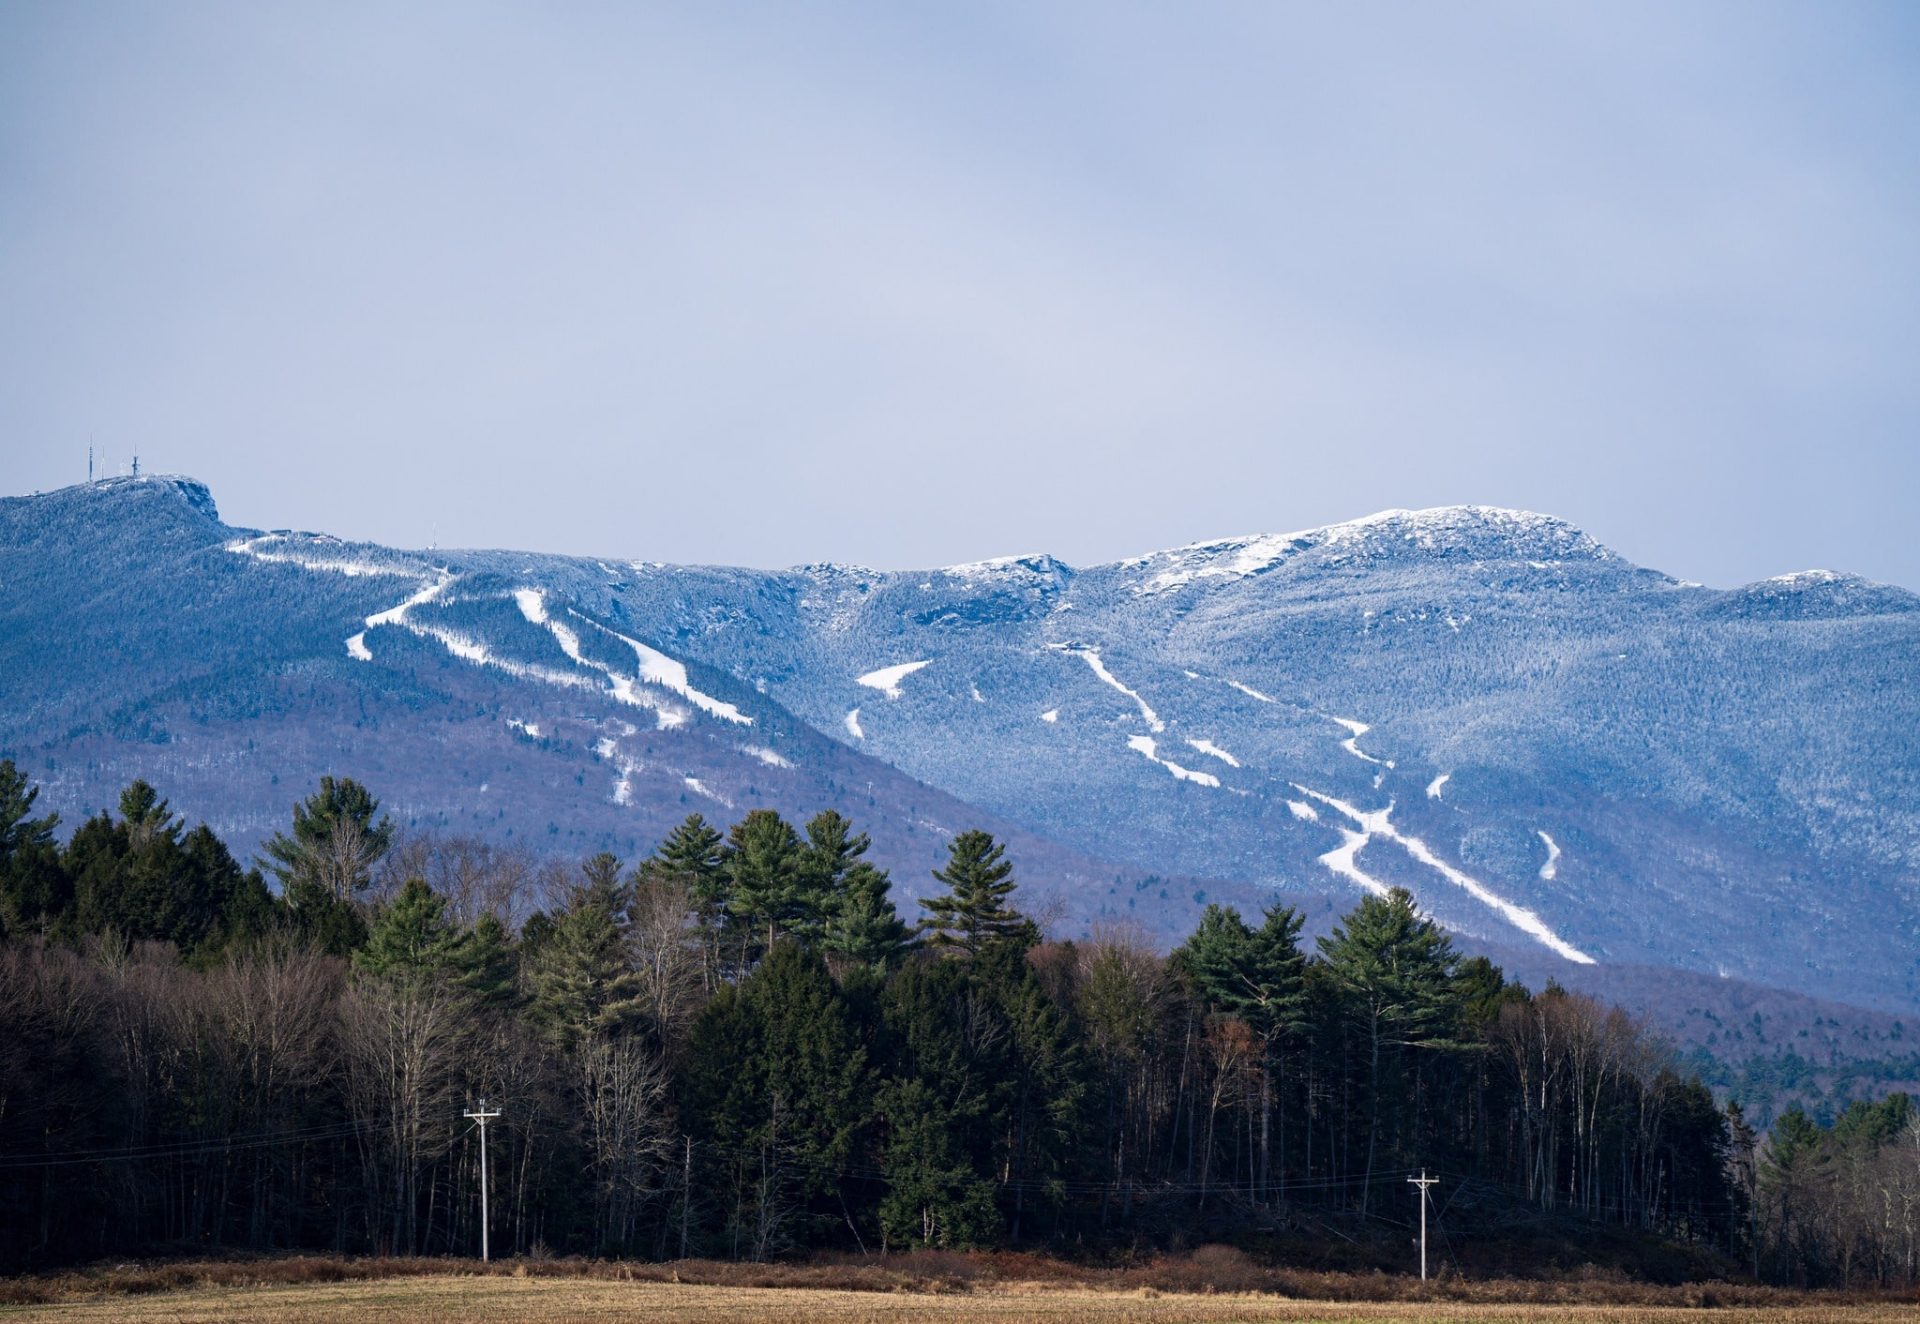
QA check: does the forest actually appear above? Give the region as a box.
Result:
[0,761,1913,1288]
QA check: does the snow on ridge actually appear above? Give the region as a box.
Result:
[1538,830,1561,881]
[1125,506,1608,594]
[1127,735,1220,788]
[844,708,865,739]
[1052,643,1164,732]
[857,659,932,698]
[1187,738,1241,768]
[1427,773,1451,800]
[1292,785,1594,964]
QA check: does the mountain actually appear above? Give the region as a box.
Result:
[3,475,1917,1019]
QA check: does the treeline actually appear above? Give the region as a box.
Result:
[0,762,1913,1285]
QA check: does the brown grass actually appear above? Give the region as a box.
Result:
[0,1253,1913,1323]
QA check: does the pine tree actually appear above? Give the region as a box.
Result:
[259,775,393,901]
[0,761,66,934]
[1317,887,1460,1212]
[530,854,643,1049]
[1174,902,1306,1201]
[354,878,465,986]
[824,862,912,971]
[722,810,803,958]
[918,830,1032,958]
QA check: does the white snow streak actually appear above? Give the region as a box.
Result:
[1292,785,1594,964]
[742,745,793,769]
[1186,738,1241,768]
[346,633,371,661]
[1331,716,1394,768]
[507,718,542,738]
[684,776,733,808]
[856,659,932,698]
[1319,829,1391,897]
[1040,709,1060,724]
[1537,830,1561,881]
[844,708,865,739]
[1127,735,1221,788]
[513,588,549,625]
[1287,800,1320,822]
[577,614,751,725]
[1053,644,1163,732]
[1427,773,1451,800]
[1227,679,1276,703]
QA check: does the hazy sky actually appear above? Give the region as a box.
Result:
[2,2,1915,586]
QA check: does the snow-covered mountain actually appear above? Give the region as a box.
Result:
[4,475,1917,1015]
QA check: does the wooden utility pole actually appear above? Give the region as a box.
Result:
[1408,1169,1439,1280]
[464,1100,501,1261]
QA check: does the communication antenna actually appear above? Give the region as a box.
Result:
[464,1099,501,1261]
[131,451,140,476]
[89,443,94,483]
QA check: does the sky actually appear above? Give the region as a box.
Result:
[1,1,1916,587]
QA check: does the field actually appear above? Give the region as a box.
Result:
[2,1259,1915,1324]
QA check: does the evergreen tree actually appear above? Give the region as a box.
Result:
[722,810,803,957]
[354,877,465,986]
[1317,887,1461,1211]
[918,830,1033,957]
[259,775,393,901]
[824,861,912,971]
[530,853,642,1049]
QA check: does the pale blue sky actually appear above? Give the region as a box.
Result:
[2,2,1916,585]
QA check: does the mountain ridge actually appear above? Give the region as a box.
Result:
[3,475,1917,1017]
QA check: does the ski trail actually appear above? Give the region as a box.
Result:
[1287,799,1320,822]
[857,659,932,698]
[346,633,372,661]
[684,776,733,809]
[573,612,751,725]
[1293,784,1595,964]
[1538,830,1561,881]
[1319,829,1391,897]
[1427,773,1450,800]
[1052,644,1164,732]
[1127,735,1221,788]
[1186,738,1241,767]
[741,745,793,769]
[1227,679,1276,703]
[1331,717,1394,768]
[844,708,865,739]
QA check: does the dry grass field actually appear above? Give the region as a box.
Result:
[1,1275,1916,1324]
[2,1258,1916,1324]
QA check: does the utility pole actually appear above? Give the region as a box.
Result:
[464,1099,501,1261]
[679,1135,693,1259]
[1408,1169,1439,1280]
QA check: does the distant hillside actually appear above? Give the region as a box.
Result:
[2,475,1916,1018]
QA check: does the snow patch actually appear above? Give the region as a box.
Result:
[1127,735,1221,788]
[857,659,932,699]
[513,588,549,625]
[346,633,371,661]
[1537,830,1561,881]
[1427,773,1451,800]
[844,708,865,739]
[1040,709,1060,724]
[1287,800,1320,822]
[507,718,542,739]
[970,684,986,704]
